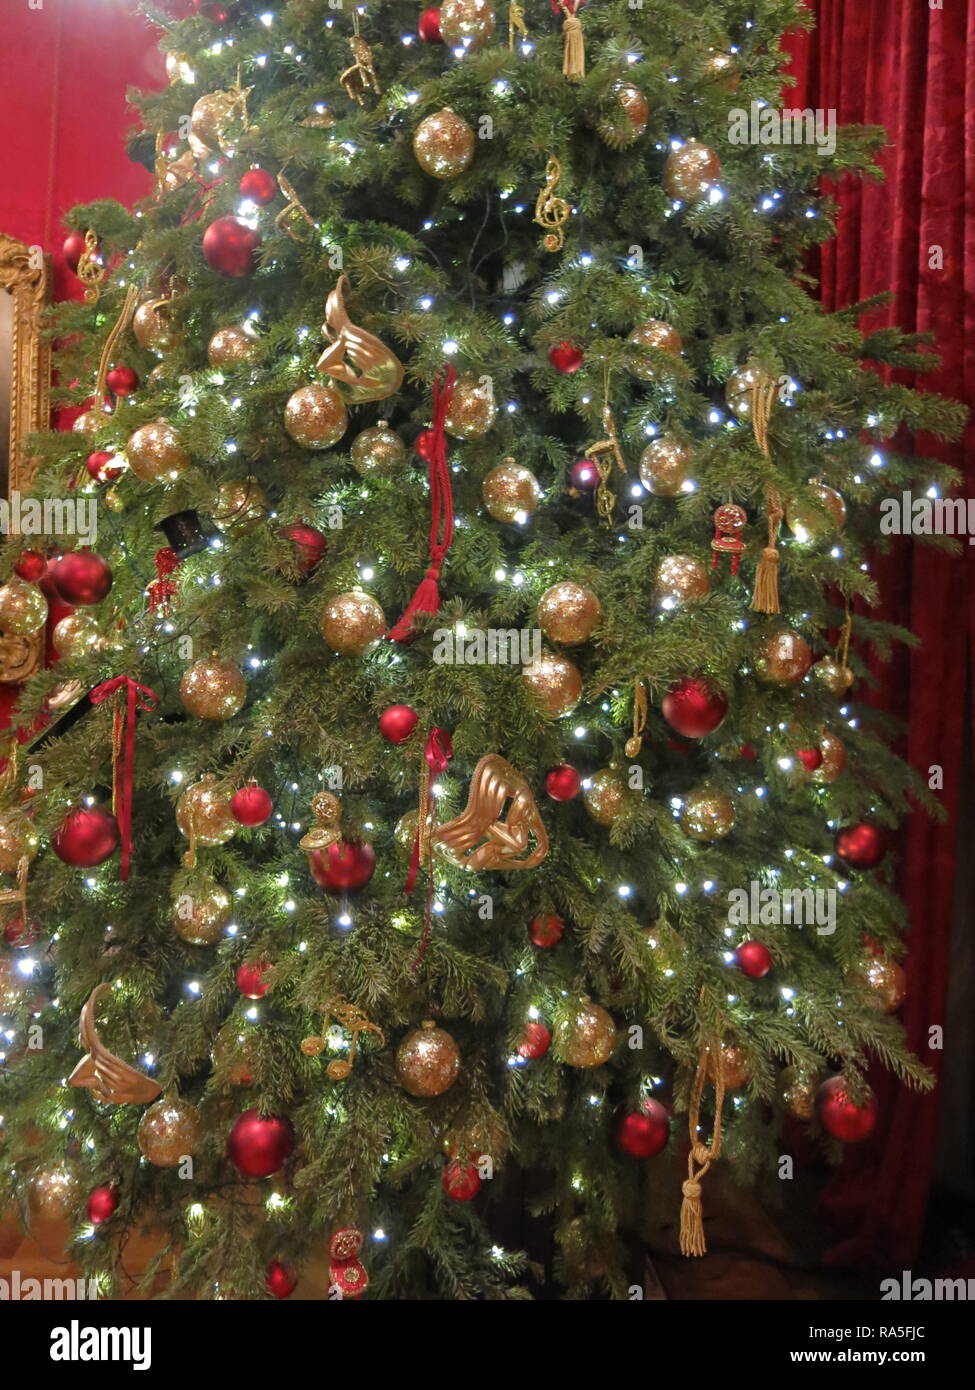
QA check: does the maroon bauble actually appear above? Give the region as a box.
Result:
[202,216,261,278]
[442,1159,480,1201]
[52,806,120,867]
[86,1184,119,1225]
[661,677,728,738]
[265,1259,298,1299]
[735,940,772,978]
[816,1075,878,1143]
[545,764,582,801]
[14,551,47,582]
[231,784,273,827]
[86,450,124,484]
[309,840,376,893]
[738,742,758,760]
[280,521,327,576]
[835,822,887,869]
[418,6,443,41]
[106,366,139,397]
[226,1109,295,1178]
[548,341,585,374]
[796,746,823,772]
[3,915,41,948]
[517,1020,551,1060]
[570,458,600,491]
[63,230,90,272]
[378,704,418,744]
[236,961,271,1000]
[49,551,113,606]
[615,1099,670,1158]
[529,913,564,948]
[239,168,277,205]
[414,428,436,462]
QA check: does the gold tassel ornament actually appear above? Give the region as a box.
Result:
[558,2,585,82]
[748,377,784,613]
[679,1032,727,1257]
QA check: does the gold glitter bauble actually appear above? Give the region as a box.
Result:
[753,629,813,686]
[583,768,629,826]
[853,955,906,1014]
[812,656,854,696]
[445,376,497,439]
[180,653,246,720]
[522,650,582,718]
[781,1065,818,1120]
[639,435,692,496]
[53,611,101,659]
[654,554,710,606]
[413,109,476,180]
[0,813,40,874]
[172,879,232,945]
[137,1096,201,1167]
[482,461,540,522]
[176,776,237,848]
[212,1030,259,1086]
[212,478,269,532]
[72,409,107,436]
[395,1020,461,1097]
[320,591,386,655]
[680,784,736,840]
[725,363,777,417]
[0,954,27,1011]
[626,319,683,381]
[814,730,848,784]
[537,581,600,645]
[190,91,237,151]
[283,383,348,449]
[786,483,847,542]
[597,82,650,146]
[394,810,420,856]
[29,1164,80,1220]
[350,425,406,475]
[663,140,722,202]
[208,325,261,368]
[133,300,179,353]
[0,580,48,636]
[555,999,617,1068]
[704,49,740,91]
[439,0,495,50]
[707,1042,749,1090]
[127,420,190,483]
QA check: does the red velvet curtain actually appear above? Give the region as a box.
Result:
[786,1,975,1267]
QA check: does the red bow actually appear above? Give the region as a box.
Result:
[90,677,159,882]
[407,728,453,973]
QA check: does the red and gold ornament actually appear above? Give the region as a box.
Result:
[309,839,376,893]
[226,1109,295,1178]
[710,502,747,574]
[86,451,124,484]
[328,1227,369,1299]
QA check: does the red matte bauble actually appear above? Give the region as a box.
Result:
[816,1075,878,1143]
[14,551,47,582]
[545,764,582,801]
[3,915,41,948]
[662,677,728,738]
[615,1099,670,1158]
[378,704,418,743]
[52,806,120,867]
[50,551,113,606]
[310,840,376,892]
[86,450,124,484]
[414,429,436,461]
[226,1109,295,1178]
[738,742,757,760]
[265,1259,298,1299]
[570,458,600,491]
[106,366,139,396]
[835,822,887,869]
[236,961,271,999]
[735,940,772,978]
[796,746,822,772]
[239,168,277,205]
[63,230,90,272]
[418,7,443,41]
[281,521,327,576]
[86,1184,119,1225]
[529,913,564,948]
[517,1021,551,1059]
[548,341,584,374]
[231,784,273,827]
[442,1159,480,1201]
[202,216,261,277]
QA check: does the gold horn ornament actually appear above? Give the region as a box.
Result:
[67,984,162,1105]
[432,754,549,871]
[316,275,404,403]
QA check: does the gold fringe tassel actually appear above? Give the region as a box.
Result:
[748,379,783,614]
[679,1032,727,1257]
[559,4,585,81]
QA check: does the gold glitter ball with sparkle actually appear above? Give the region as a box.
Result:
[0,812,39,873]
[655,554,710,606]
[439,0,495,51]
[781,1065,818,1120]
[786,483,847,542]
[413,109,476,180]
[725,362,776,417]
[583,768,629,826]
[350,425,406,475]
[522,650,582,718]
[172,879,232,946]
[29,1164,80,1220]
[626,319,683,381]
[176,776,237,849]
[753,628,813,686]
[284,383,348,449]
[320,591,386,655]
[72,408,108,437]
[445,375,497,438]
[127,420,190,482]
[555,999,617,1068]
[853,955,906,1013]
[208,324,261,368]
[537,581,600,645]
[212,1030,259,1086]
[597,82,650,146]
[482,460,540,522]
[133,301,179,354]
[680,784,736,840]
[54,611,100,659]
[212,478,269,532]
[137,1097,201,1167]
[704,49,740,91]
[707,1042,749,1090]
[0,579,48,635]
[813,730,848,784]
[663,140,722,202]
[190,90,238,151]
[395,1021,461,1097]
[639,435,692,496]
[180,653,246,719]
[813,656,854,696]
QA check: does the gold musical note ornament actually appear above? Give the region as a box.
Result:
[433,754,549,871]
[301,997,385,1080]
[68,984,162,1105]
[534,157,571,252]
[316,275,405,403]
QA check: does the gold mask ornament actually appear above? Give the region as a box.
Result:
[433,754,549,871]
[68,984,162,1106]
[316,275,405,403]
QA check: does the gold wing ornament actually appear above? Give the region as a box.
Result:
[316,275,404,403]
[432,754,549,871]
[67,984,162,1106]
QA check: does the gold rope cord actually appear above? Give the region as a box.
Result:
[748,379,784,613]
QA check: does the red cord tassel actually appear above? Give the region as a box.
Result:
[89,676,159,882]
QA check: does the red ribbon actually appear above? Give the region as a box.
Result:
[407,728,453,974]
[388,366,458,643]
[90,677,159,882]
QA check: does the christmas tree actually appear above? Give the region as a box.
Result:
[0,0,963,1300]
